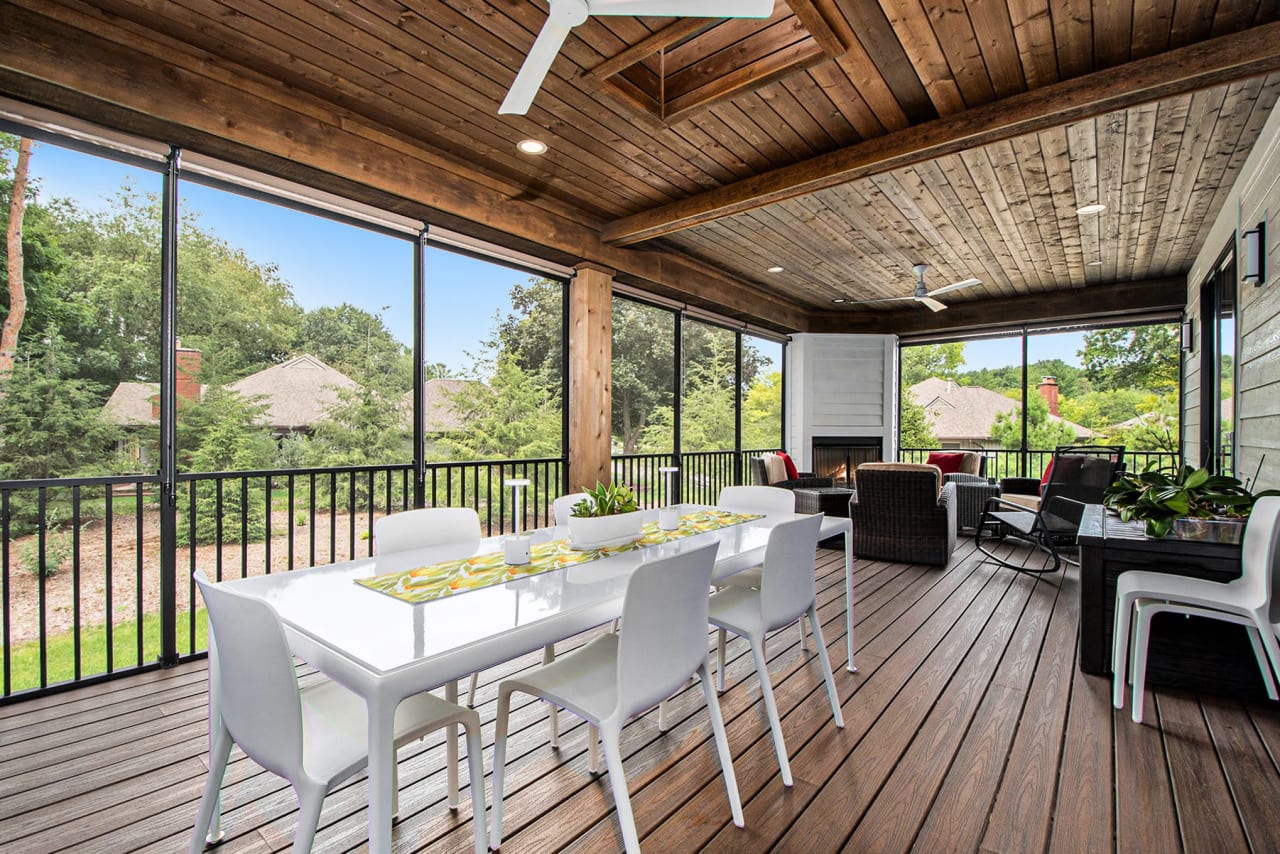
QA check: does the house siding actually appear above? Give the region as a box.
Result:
[1184,101,1280,489]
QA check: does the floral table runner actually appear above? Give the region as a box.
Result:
[355,509,763,604]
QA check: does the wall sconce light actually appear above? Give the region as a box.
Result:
[1243,221,1266,285]
[1181,320,1194,353]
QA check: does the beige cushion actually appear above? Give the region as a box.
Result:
[1003,493,1041,511]
[959,452,982,475]
[855,462,942,497]
[761,452,787,484]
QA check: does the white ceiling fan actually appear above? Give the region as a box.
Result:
[843,263,982,312]
[499,0,775,115]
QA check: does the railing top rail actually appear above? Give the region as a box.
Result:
[172,458,564,482]
[0,473,162,490]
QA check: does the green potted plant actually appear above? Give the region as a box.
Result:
[1103,464,1275,540]
[567,481,643,548]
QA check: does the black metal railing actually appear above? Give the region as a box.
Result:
[898,448,1181,480]
[1,457,565,701]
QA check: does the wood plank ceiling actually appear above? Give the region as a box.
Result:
[1,0,1279,333]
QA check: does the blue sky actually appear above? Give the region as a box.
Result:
[18,140,1072,374]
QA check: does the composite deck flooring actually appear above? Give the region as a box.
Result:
[3,536,1280,852]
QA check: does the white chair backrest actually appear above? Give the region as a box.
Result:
[1241,495,1280,611]
[553,493,590,525]
[760,513,824,630]
[194,569,304,782]
[375,507,481,555]
[718,485,795,516]
[615,542,719,720]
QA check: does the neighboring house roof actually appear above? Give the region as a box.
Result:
[101,381,161,426]
[910,377,1095,443]
[399,378,485,433]
[102,354,359,433]
[227,354,360,433]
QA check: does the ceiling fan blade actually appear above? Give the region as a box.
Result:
[586,0,773,17]
[927,277,982,297]
[843,295,915,305]
[917,296,949,312]
[499,17,576,115]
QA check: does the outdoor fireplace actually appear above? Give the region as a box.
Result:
[812,437,882,488]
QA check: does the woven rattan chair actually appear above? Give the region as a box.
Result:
[748,455,834,491]
[850,463,956,566]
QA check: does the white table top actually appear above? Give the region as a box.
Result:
[220,505,795,683]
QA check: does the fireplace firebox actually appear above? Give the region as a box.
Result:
[812,437,883,487]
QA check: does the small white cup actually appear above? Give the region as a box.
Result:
[503,535,532,565]
[658,506,681,531]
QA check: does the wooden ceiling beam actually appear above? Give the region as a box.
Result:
[585,19,710,82]
[808,277,1187,335]
[0,2,808,332]
[603,21,1280,245]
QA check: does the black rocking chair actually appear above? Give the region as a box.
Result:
[975,445,1125,574]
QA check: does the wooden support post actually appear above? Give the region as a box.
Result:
[568,263,613,491]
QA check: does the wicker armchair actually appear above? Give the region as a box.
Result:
[850,463,957,566]
[748,456,834,491]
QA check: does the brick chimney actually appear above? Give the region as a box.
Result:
[152,342,203,420]
[176,342,202,405]
[1038,376,1060,417]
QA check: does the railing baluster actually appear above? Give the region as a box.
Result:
[37,488,47,688]
[135,482,144,668]
[105,487,113,675]
[2,490,9,697]
[264,475,273,574]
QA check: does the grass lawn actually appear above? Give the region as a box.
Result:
[4,609,208,695]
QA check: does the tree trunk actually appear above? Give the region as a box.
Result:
[1,137,33,379]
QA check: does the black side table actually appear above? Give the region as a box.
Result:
[794,486,854,517]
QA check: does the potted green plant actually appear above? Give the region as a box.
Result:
[567,481,643,548]
[1103,464,1275,540]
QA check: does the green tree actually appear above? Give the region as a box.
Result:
[176,386,276,544]
[441,355,561,460]
[901,342,965,386]
[742,371,782,450]
[899,395,937,449]
[491,277,564,398]
[1081,325,1179,392]
[1059,388,1149,431]
[297,303,410,391]
[306,385,412,467]
[990,392,1077,451]
[0,334,119,480]
[613,298,675,453]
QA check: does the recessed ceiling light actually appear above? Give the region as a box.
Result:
[832,298,846,303]
[516,138,548,155]
[1086,260,1103,267]
[1076,203,1107,215]
[767,266,784,273]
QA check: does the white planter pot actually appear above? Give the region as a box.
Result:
[567,511,643,549]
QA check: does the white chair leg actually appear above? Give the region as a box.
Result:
[1131,602,1156,723]
[588,724,601,774]
[490,686,514,851]
[1254,618,1280,696]
[717,628,728,693]
[797,614,808,653]
[600,727,641,854]
[445,679,461,809]
[1246,623,1280,700]
[188,724,232,854]
[809,604,844,728]
[463,715,488,854]
[544,644,560,748]
[749,635,792,787]
[467,671,479,708]
[291,783,326,854]
[392,753,400,819]
[697,663,743,827]
[1112,592,1136,710]
[657,699,669,732]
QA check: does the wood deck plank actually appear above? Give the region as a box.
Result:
[2,539,1279,853]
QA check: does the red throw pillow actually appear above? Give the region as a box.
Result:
[1040,458,1055,489]
[776,451,800,480]
[926,451,964,475]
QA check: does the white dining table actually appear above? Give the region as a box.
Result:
[199,505,854,853]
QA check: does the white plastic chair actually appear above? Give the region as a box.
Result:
[374,507,482,801]
[1112,495,1280,723]
[714,486,806,690]
[189,570,486,854]
[489,542,743,853]
[552,492,589,525]
[708,513,844,787]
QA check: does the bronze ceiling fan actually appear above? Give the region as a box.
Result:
[844,263,982,312]
[500,0,775,115]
